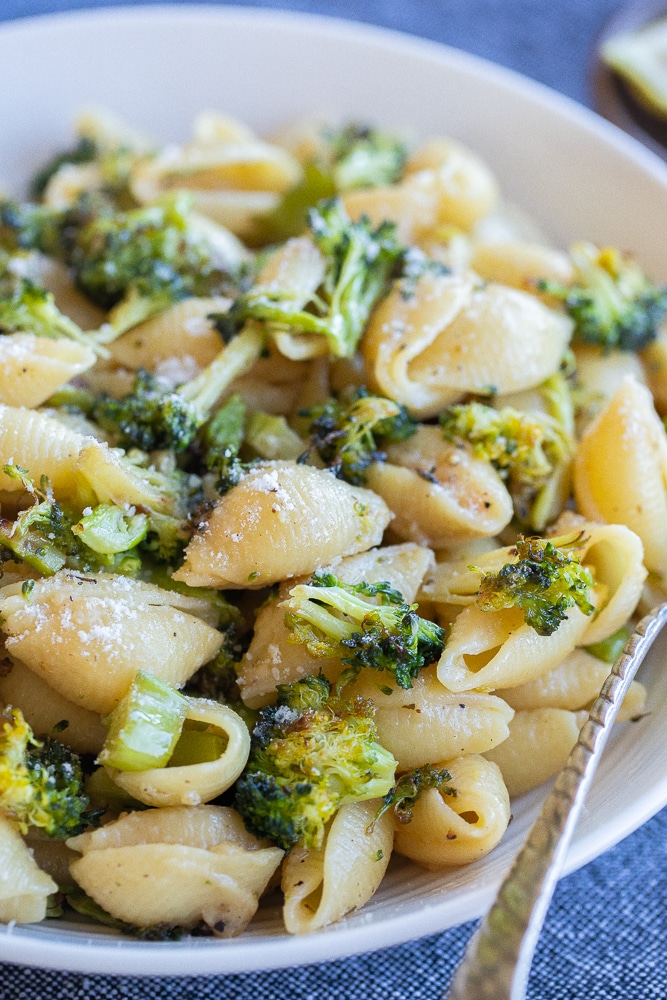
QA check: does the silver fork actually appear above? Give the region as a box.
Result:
[445,601,667,1000]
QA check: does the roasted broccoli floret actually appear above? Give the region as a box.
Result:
[0,462,179,575]
[0,707,94,837]
[537,242,667,352]
[254,123,407,244]
[1,193,239,323]
[233,673,397,851]
[0,199,64,257]
[324,122,408,192]
[282,572,445,689]
[91,316,263,453]
[301,388,417,484]
[439,376,575,530]
[216,197,405,358]
[372,764,454,828]
[67,194,238,312]
[30,138,135,208]
[472,534,596,636]
[0,249,99,350]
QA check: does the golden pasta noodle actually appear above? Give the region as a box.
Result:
[392,754,510,868]
[365,425,513,547]
[347,666,514,769]
[0,815,57,923]
[282,799,393,934]
[173,461,391,589]
[483,708,588,797]
[0,573,224,714]
[68,804,283,937]
[574,375,667,576]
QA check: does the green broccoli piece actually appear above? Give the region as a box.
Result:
[325,122,408,192]
[282,572,445,689]
[91,317,263,454]
[30,138,136,209]
[584,624,632,664]
[439,377,575,531]
[233,673,397,851]
[216,197,405,358]
[253,123,407,245]
[301,388,417,484]
[0,199,64,258]
[198,392,248,487]
[30,136,98,199]
[537,242,667,352]
[372,764,455,828]
[0,707,94,838]
[1,193,239,321]
[0,249,101,351]
[67,194,237,312]
[472,534,596,636]
[253,162,336,244]
[0,463,168,576]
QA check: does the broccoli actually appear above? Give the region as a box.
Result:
[324,122,408,192]
[301,388,417,485]
[537,242,667,352]
[216,197,406,358]
[0,198,64,258]
[371,764,454,829]
[472,534,596,636]
[30,138,135,208]
[233,673,397,851]
[0,462,178,576]
[1,193,240,323]
[282,572,445,689]
[0,707,94,838]
[439,376,575,530]
[30,135,98,199]
[253,162,336,244]
[253,123,407,245]
[68,194,239,312]
[198,392,249,489]
[0,249,101,351]
[91,321,263,454]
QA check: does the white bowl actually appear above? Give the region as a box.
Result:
[1,3,667,978]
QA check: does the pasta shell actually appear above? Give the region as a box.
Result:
[348,666,514,769]
[484,708,588,797]
[392,754,510,868]
[173,461,391,589]
[366,425,513,547]
[282,800,393,934]
[0,815,57,923]
[363,271,572,419]
[574,375,667,575]
[0,572,223,714]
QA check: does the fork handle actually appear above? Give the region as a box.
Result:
[446,602,667,1000]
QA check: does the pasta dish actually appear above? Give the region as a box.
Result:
[0,106,663,939]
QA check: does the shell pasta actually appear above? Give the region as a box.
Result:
[0,104,661,942]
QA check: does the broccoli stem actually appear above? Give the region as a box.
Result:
[97,671,188,772]
[178,324,264,421]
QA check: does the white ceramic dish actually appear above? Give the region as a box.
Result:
[2,3,667,978]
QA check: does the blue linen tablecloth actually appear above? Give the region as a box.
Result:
[1,1,667,997]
